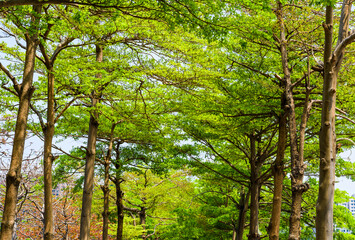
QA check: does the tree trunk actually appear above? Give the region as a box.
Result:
[79,101,99,240]
[38,36,74,240]
[236,189,249,240]
[79,45,103,240]
[114,144,124,240]
[140,207,147,240]
[115,178,124,240]
[43,69,55,240]
[102,124,116,240]
[316,8,336,237]
[316,1,353,238]
[102,164,110,240]
[275,2,310,239]
[268,93,287,240]
[248,135,261,240]
[0,6,41,239]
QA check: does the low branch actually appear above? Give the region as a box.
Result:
[333,31,355,61]
[30,103,45,131]
[336,114,355,124]
[229,59,273,79]
[337,138,355,145]
[0,62,21,94]
[189,155,248,186]
[54,97,80,123]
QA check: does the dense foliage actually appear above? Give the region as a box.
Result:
[0,0,355,239]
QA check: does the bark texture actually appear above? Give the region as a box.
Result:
[112,142,126,240]
[115,179,124,240]
[140,207,147,240]
[236,189,249,240]
[268,93,287,240]
[39,36,74,240]
[248,135,261,240]
[316,8,336,238]
[79,45,103,240]
[43,69,55,240]
[276,3,311,239]
[316,1,353,238]
[113,143,124,240]
[0,6,41,239]
[101,124,116,240]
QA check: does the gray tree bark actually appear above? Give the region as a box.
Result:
[316,1,354,238]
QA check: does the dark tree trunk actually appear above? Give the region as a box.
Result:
[114,143,124,240]
[102,157,110,240]
[236,189,249,240]
[102,123,116,240]
[115,176,124,240]
[248,135,261,240]
[79,45,103,240]
[140,207,147,240]
[0,6,41,239]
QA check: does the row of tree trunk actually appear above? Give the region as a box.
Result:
[1,1,355,240]
[237,1,355,240]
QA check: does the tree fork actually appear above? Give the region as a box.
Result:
[275,1,310,239]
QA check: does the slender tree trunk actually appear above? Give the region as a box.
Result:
[236,189,249,240]
[248,176,260,240]
[268,93,287,240]
[102,163,110,240]
[43,69,55,240]
[276,2,310,239]
[316,1,353,238]
[286,68,310,240]
[102,123,116,240]
[11,220,17,240]
[232,228,236,240]
[248,135,261,240]
[79,45,103,240]
[140,207,147,240]
[115,178,124,240]
[114,143,124,240]
[0,6,41,239]
[38,36,74,240]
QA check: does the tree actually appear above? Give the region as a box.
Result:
[316,1,355,238]
[0,5,42,239]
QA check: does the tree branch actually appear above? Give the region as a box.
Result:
[336,113,355,124]
[0,62,21,94]
[333,32,355,61]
